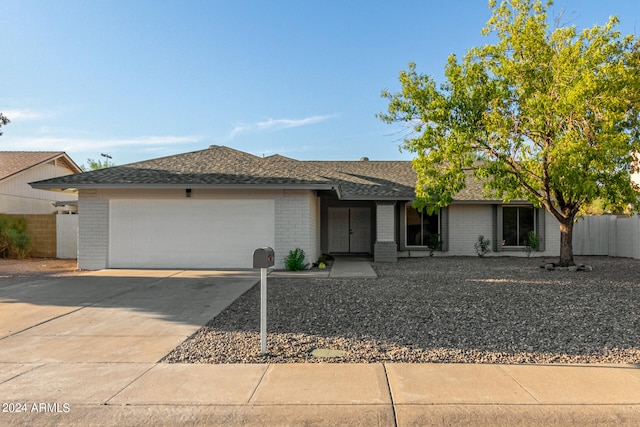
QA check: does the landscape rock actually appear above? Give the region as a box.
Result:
[163,256,639,365]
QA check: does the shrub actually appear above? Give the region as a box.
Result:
[426,233,441,257]
[285,248,307,271]
[312,253,333,268]
[524,231,540,257]
[0,215,31,259]
[474,235,491,257]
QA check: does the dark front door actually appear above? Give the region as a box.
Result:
[328,207,371,253]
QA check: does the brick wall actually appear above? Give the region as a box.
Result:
[448,205,560,257]
[374,241,397,262]
[274,190,319,269]
[396,204,560,258]
[2,214,57,257]
[376,203,395,242]
[78,190,110,270]
[448,205,494,256]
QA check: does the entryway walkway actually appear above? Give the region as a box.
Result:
[268,256,377,279]
[329,256,377,278]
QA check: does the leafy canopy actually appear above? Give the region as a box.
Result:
[0,113,9,136]
[379,0,640,223]
[82,158,114,171]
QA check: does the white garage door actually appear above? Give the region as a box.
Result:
[109,199,275,268]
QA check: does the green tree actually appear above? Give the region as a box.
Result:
[82,158,114,171]
[379,0,640,266]
[0,112,9,136]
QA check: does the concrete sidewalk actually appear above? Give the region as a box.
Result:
[1,362,639,426]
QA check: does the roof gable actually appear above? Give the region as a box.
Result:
[0,151,82,182]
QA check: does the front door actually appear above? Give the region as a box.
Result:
[328,207,371,253]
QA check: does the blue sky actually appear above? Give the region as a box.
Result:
[2,1,639,167]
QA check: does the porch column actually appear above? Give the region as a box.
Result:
[374,201,397,262]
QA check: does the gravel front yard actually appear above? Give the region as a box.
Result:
[0,258,79,286]
[164,256,640,364]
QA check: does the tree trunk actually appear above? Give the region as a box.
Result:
[558,218,575,267]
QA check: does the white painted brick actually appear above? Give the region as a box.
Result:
[78,191,109,270]
[273,190,320,268]
[376,203,395,242]
[447,205,560,258]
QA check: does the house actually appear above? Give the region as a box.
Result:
[31,145,560,270]
[1,152,82,258]
[0,151,82,214]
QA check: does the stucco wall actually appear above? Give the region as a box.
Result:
[77,188,320,270]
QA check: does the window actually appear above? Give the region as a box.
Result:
[502,206,534,246]
[406,205,439,247]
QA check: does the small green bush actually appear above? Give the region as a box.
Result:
[285,248,307,271]
[313,253,334,267]
[474,235,491,257]
[426,233,441,257]
[0,215,31,259]
[524,231,540,257]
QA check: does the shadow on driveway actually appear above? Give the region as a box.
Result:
[0,269,259,363]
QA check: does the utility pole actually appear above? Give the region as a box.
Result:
[101,153,112,168]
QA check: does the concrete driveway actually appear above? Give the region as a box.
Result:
[0,269,259,363]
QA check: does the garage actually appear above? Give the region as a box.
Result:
[109,199,275,268]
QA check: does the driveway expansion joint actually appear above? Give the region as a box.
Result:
[382,363,399,427]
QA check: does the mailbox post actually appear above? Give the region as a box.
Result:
[253,247,274,355]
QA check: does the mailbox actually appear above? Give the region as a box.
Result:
[253,247,275,268]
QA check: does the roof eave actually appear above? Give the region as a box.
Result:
[337,195,415,201]
[30,182,335,192]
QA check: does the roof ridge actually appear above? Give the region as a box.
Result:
[211,145,261,160]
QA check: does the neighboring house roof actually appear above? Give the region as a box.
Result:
[0,151,82,182]
[30,145,492,202]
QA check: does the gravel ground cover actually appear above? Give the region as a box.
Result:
[0,258,79,286]
[164,256,640,364]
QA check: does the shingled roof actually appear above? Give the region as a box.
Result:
[0,151,82,182]
[31,145,490,201]
[306,160,416,199]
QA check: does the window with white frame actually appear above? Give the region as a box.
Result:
[502,206,535,246]
[406,205,439,247]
